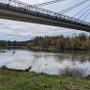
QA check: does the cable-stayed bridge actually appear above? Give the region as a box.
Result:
[0,0,90,32]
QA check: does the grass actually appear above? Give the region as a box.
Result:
[0,69,90,90]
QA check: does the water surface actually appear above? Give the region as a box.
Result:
[0,49,90,77]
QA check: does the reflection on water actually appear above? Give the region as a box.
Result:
[0,49,90,77]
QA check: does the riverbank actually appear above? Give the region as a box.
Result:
[28,45,90,53]
[0,69,90,90]
[27,34,90,52]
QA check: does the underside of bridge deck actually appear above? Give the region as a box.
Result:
[0,3,90,32]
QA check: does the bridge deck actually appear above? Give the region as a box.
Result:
[0,0,90,32]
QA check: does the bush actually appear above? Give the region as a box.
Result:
[60,67,86,78]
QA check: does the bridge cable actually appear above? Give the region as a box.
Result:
[57,0,90,16]
[82,12,90,20]
[78,8,90,20]
[72,5,89,18]
[33,0,65,7]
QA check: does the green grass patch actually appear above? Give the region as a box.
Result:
[0,69,90,90]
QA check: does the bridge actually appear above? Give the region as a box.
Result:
[0,0,90,32]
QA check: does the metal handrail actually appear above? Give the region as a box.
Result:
[0,0,89,26]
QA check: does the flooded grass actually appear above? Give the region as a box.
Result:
[0,69,90,90]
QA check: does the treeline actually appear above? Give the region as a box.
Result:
[0,40,29,49]
[27,33,90,52]
[1,33,90,51]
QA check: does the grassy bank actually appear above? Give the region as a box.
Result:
[0,69,90,90]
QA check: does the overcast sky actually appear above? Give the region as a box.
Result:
[0,0,90,41]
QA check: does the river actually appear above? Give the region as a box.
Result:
[0,49,90,77]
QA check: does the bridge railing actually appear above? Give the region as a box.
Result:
[0,0,89,26]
